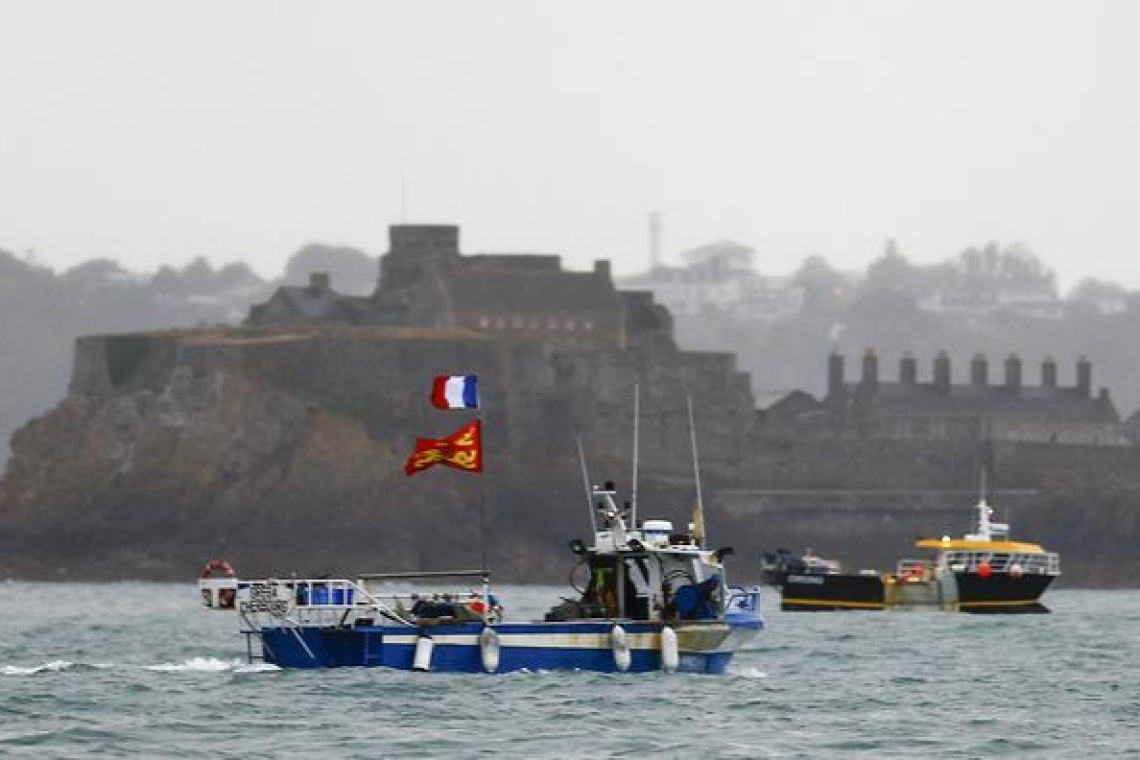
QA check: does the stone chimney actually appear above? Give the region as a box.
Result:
[308,271,330,290]
[1005,353,1022,394]
[1077,356,1092,397]
[593,260,612,281]
[861,349,879,392]
[1042,356,1057,388]
[899,351,917,384]
[934,351,951,394]
[828,351,845,398]
[970,353,988,387]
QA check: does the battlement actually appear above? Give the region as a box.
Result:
[388,225,460,257]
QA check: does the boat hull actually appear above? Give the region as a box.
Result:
[780,571,1055,613]
[258,620,742,673]
[781,574,886,611]
[954,571,1054,613]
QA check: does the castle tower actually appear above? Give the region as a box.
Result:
[379,225,461,291]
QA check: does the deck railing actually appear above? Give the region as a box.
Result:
[940,551,1061,575]
[232,572,499,633]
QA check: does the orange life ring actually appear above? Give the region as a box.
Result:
[201,558,235,579]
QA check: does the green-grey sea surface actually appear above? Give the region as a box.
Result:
[1,583,1138,758]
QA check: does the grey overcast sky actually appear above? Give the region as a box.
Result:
[1,1,1138,289]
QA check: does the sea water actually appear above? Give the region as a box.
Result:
[1,583,1137,758]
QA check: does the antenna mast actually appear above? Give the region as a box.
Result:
[577,435,597,534]
[631,383,640,528]
[688,396,707,546]
[648,210,662,270]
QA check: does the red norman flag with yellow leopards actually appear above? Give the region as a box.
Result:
[403,420,483,476]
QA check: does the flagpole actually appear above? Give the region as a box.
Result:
[415,373,490,621]
[478,388,493,623]
[478,406,489,622]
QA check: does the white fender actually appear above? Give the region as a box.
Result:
[479,627,501,673]
[660,625,679,673]
[412,635,434,672]
[611,625,632,672]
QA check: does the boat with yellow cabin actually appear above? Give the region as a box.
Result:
[774,491,1061,613]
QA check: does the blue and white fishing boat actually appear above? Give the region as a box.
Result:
[200,480,762,673]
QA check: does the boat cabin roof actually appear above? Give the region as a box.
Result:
[914,537,1047,553]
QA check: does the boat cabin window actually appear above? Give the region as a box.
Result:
[584,558,619,618]
[582,556,652,620]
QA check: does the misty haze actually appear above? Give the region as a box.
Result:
[2,2,1139,757]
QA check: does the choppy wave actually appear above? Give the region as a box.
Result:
[234,662,282,674]
[1,659,76,676]
[2,657,280,676]
[143,656,242,673]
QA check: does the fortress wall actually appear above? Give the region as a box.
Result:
[70,336,114,397]
[71,334,188,398]
[735,435,985,490]
[994,440,1140,489]
[558,347,757,472]
[68,329,758,470]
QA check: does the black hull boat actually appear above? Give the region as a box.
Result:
[781,569,1055,613]
[769,493,1060,613]
[780,572,885,611]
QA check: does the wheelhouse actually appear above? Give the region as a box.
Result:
[548,482,731,623]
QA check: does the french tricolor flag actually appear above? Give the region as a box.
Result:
[430,374,480,410]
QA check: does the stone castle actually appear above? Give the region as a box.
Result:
[64,224,757,475]
[249,224,672,351]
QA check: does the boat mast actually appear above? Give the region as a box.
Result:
[971,467,992,540]
[688,396,706,547]
[631,383,640,528]
[577,435,598,534]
